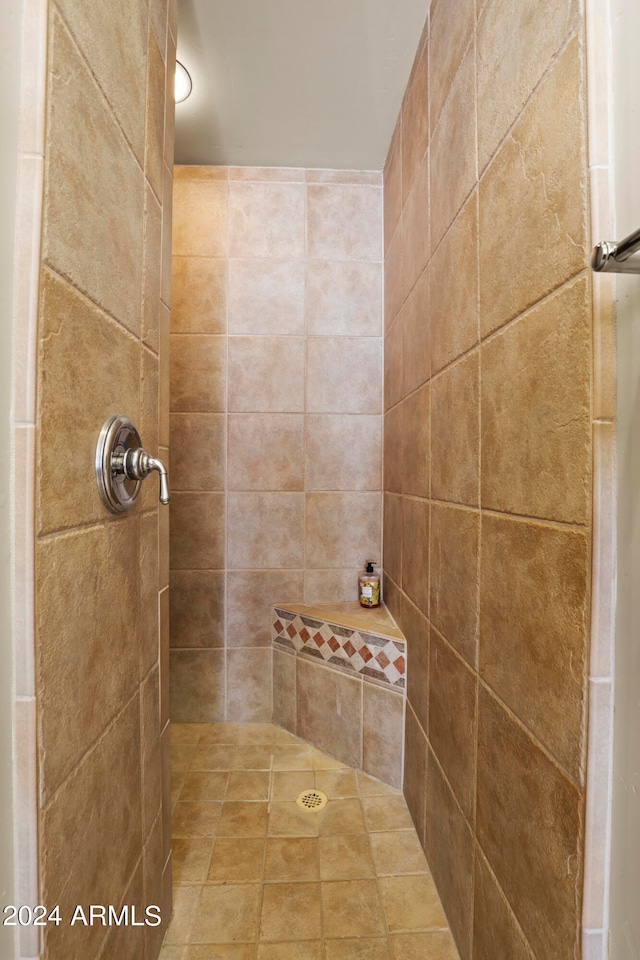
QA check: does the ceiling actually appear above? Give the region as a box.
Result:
[174,0,430,170]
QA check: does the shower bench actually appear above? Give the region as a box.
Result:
[271,601,407,789]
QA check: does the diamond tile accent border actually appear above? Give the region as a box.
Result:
[272,607,407,690]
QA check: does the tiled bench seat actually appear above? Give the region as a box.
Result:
[272,602,407,788]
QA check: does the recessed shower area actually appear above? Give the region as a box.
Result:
[5,0,622,957]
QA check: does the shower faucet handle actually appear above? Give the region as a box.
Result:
[96,415,171,513]
[122,447,171,504]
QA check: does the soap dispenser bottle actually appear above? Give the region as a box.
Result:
[359,561,380,608]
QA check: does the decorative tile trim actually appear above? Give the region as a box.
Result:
[272,607,406,690]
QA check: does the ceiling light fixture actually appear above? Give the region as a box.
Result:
[175,61,192,104]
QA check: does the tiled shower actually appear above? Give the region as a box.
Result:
[9,0,617,956]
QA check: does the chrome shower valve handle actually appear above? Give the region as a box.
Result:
[122,447,171,504]
[96,415,171,513]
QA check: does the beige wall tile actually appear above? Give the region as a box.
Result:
[383,405,403,494]
[36,270,139,535]
[273,650,297,733]
[429,504,479,667]
[476,688,582,960]
[424,753,474,959]
[402,156,429,300]
[228,259,305,335]
[429,0,474,134]
[306,337,382,413]
[478,37,587,336]
[164,33,176,169]
[14,697,38,954]
[401,38,429,208]
[428,630,476,820]
[227,648,273,722]
[402,268,430,396]
[385,316,403,412]
[297,659,362,768]
[161,162,174,305]
[401,384,429,499]
[141,667,162,838]
[383,493,402,587]
[230,166,304,181]
[227,492,304,569]
[171,258,227,334]
[431,351,479,506]
[143,185,162,353]
[305,492,381,569]
[477,0,579,172]
[170,492,225,569]
[170,413,226,491]
[363,684,404,788]
[582,680,613,930]
[473,850,535,960]
[160,587,170,727]
[229,181,305,258]
[228,414,304,490]
[43,16,144,334]
[384,118,402,254]
[480,514,588,779]
[304,568,364,604]
[170,334,226,412]
[53,0,147,161]
[169,649,226,723]
[172,178,228,258]
[307,260,382,337]
[174,165,228,181]
[159,302,171,445]
[403,704,428,846]
[591,421,616,678]
[37,523,140,799]
[145,26,165,199]
[228,336,305,412]
[228,570,303,647]
[307,169,382,186]
[402,597,430,736]
[307,185,382,261]
[140,510,160,674]
[385,223,404,332]
[41,699,141,960]
[306,415,381,491]
[12,154,43,424]
[429,194,478,376]
[481,277,591,524]
[148,0,168,56]
[430,46,477,254]
[169,570,225,648]
[401,497,429,617]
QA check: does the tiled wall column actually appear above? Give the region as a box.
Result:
[170,166,383,724]
[33,1,176,958]
[383,3,598,960]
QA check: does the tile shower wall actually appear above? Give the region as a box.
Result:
[34,1,175,958]
[170,167,383,724]
[383,3,598,960]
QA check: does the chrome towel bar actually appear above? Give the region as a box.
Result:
[592,226,640,274]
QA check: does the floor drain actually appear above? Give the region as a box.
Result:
[296,789,328,812]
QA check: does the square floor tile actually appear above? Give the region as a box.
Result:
[259,882,322,940]
[208,837,265,883]
[379,875,447,933]
[319,834,375,881]
[217,801,268,837]
[322,880,385,938]
[190,885,261,943]
[264,837,320,882]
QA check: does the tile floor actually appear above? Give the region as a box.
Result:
[161,722,460,960]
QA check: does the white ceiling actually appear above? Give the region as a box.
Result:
[174,0,430,170]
